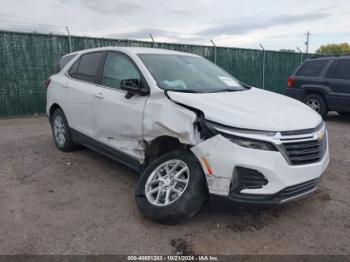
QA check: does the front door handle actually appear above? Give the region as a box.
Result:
[62,83,70,88]
[93,92,104,99]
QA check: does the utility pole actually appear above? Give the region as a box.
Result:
[296,47,303,65]
[149,33,157,48]
[66,26,72,53]
[259,44,266,90]
[210,39,217,64]
[305,31,311,54]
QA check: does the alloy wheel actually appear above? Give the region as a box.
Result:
[53,115,66,146]
[306,98,321,112]
[145,160,190,206]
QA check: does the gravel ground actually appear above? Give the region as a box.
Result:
[0,114,349,255]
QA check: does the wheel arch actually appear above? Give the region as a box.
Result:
[301,85,330,98]
[49,103,63,121]
[144,136,189,164]
[144,136,208,188]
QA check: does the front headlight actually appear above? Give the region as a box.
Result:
[202,120,277,151]
[228,136,276,151]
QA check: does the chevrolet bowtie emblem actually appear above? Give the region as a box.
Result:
[315,130,325,141]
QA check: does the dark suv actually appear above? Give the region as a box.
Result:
[286,56,350,117]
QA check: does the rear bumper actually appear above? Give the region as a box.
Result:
[286,88,304,101]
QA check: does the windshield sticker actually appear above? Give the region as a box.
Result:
[218,76,237,87]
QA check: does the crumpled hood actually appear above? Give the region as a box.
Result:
[167,87,322,131]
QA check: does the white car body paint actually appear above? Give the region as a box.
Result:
[92,85,147,160]
[167,88,322,131]
[47,47,329,202]
[191,133,329,196]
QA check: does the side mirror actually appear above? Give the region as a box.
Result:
[120,79,148,99]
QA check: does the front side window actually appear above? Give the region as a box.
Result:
[333,60,350,80]
[69,52,103,83]
[138,54,246,93]
[101,52,141,89]
[296,59,330,77]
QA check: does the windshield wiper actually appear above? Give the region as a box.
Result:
[166,89,202,93]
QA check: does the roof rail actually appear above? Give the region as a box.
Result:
[310,54,350,59]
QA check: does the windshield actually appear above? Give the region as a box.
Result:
[138,54,246,93]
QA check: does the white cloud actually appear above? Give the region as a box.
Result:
[0,0,349,52]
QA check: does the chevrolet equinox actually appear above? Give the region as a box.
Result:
[46,47,329,224]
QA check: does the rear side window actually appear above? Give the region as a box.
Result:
[333,60,350,80]
[68,52,103,83]
[296,60,329,77]
[324,60,338,78]
[59,54,77,70]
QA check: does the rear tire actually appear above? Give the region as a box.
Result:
[50,108,76,152]
[303,94,328,118]
[135,150,207,224]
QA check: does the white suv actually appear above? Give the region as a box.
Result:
[47,47,329,223]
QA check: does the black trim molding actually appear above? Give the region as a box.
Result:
[70,129,143,172]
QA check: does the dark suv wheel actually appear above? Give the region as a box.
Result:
[135,150,208,224]
[50,108,76,152]
[303,94,328,118]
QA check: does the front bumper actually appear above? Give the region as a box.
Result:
[227,177,320,205]
[191,130,329,205]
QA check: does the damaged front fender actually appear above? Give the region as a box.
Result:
[143,93,234,196]
[191,135,234,196]
[143,92,202,145]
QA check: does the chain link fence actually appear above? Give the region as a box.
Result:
[0,30,315,116]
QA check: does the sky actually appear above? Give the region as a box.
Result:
[0,0,349,52]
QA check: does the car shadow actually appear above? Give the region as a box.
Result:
[325,112,350,123]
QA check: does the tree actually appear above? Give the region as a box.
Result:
[316,43,350,55]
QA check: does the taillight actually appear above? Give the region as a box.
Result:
[45,78,51,89]
[287,77,295,88]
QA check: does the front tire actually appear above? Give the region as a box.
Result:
[135,151,207,224]
[50,108,75,152]
[303,94,328,118]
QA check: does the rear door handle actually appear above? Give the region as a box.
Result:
[62,83,70,88]
[93,92,104,99]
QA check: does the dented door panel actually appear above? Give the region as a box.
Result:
[93,87,147,161]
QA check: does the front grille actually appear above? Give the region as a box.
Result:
[281,135,327,165]
[278,178,319,199]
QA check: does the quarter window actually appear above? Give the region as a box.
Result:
[296,59,329,77]
[101,52,140,89]
[69,52,103,83]
[333,60,350,80]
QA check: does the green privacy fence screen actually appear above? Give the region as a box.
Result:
[0,30,316,116]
